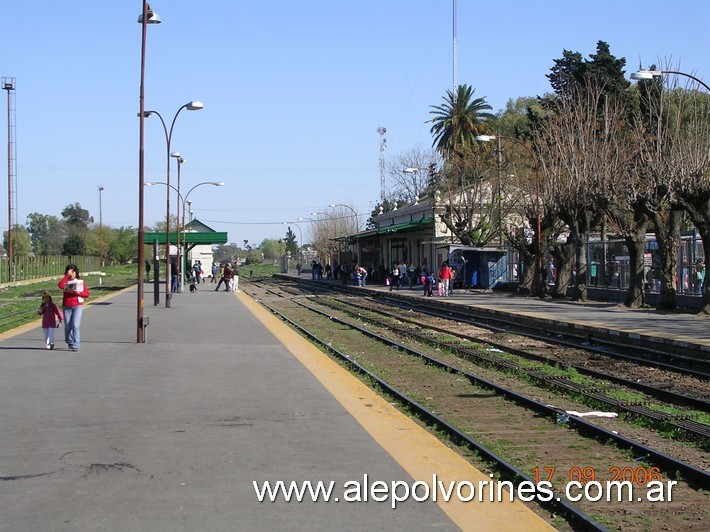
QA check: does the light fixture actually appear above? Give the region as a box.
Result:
[137,3,161,24]
[630,70,661,81]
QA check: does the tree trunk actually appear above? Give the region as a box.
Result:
[518,253,535,294]
[552,241,576,298]
[623,228,647,308]
[696,225,710,315]
[674,196,710,315]
[571,234,589,302]
[646,208,683,311]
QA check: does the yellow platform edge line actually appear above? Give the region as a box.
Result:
[238,292,553,531]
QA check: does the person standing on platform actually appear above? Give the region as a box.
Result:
[438,262,452,297]
[390,262,400,291]
[37,291,63,350]
[398,261,408,290]
[222,263,234,292]
[214,264,226,291]
[58,264,89,352]
[407,261,416,289]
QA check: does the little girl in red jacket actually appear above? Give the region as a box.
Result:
[37,291,63,350]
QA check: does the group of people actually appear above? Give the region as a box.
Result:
[308,260,342,281]
[384,261,455,297]
[214,262,240,292]
[37,263,89,351]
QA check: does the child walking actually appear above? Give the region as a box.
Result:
[37,291,63,350]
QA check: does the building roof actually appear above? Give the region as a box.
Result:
[184,219,219,233]
[145,218,228,245]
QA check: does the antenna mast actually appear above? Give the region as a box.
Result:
[452,0,457,92]
[377,126,387,202]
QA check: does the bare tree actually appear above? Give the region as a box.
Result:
[436,147,498,247]
[634,71,709,310]
[385,147,441,201]
[535,80,628,301]
[664,84,710,312]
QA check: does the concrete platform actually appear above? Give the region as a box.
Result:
[0,284,552,531]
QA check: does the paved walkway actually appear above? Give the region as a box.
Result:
[0,283,551,531]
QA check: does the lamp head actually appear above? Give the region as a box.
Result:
[170,151,181,158]
[186,101,204,111]
[475,135,496,142]
[137,4,161,24]
[213,182,225,186]
[403,167,418,173]
[631,70,660,81]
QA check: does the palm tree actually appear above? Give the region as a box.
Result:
[429,84,494,158]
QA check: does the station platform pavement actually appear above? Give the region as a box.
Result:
[0,283,552,532]
[289,274,710,355]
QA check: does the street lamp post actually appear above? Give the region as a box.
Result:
[181,181,224,290]
[136,1,161,343]
[311,211,337,263]
[142,100,203,308]
[328,203,359,232]
[476,134,544,297]
[146,180,224,293]
[283,221,302,249]
[171,152,185,291]
[98,185,104,267]
[631,69,709,91]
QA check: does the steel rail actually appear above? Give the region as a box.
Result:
[256,287,710,489]
[318,294,710,412]
[247,291,607,532]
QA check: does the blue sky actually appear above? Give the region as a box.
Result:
[2,1,708,246]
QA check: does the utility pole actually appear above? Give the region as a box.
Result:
[98,185,104,267]
[3,77,16,282]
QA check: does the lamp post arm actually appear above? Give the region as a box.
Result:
[168,104,190,148]
[661,70,710,91]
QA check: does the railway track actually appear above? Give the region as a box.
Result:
[243,277,710,531]
[283,276,710,378]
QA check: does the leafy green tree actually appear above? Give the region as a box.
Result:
[61,203,93,257]
[61,203,94,229]
[26,213,64,255]
[3,225,31,256]
[546,49,584,96]
[62,233,86,256]
[105,227,137,265]
[284,227,298,256]
[546,41,632,112]
[213,243,242,264]
[259,238,283,260]
[152,214,181,234]
[429,84,494,159]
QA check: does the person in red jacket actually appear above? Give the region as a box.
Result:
[58,263,90,351]
[438,261,453,297]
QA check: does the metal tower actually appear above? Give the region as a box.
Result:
[2,77,16,280]
[377,126,387,201]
